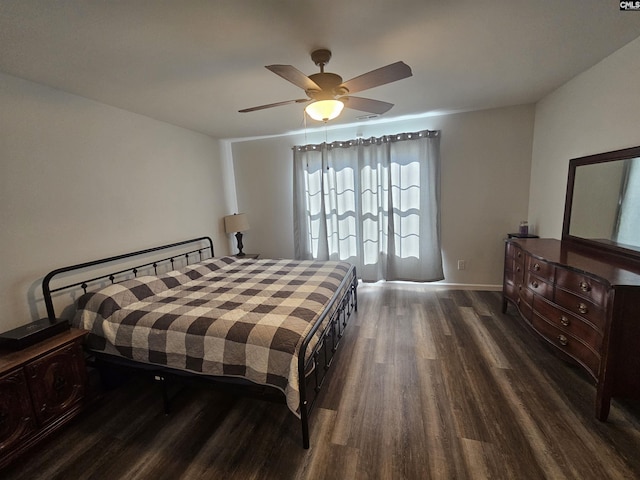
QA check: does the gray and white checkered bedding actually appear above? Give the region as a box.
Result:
[72,256,355,416]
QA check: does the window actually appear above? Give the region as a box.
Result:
[293,130,443,282]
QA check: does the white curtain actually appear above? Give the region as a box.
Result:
[293,130,443,282]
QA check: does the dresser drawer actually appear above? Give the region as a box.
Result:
[504,257,515,276]
[507,243,526,276]
[533,296,603,350]
[528,257,555,280]
[525,271,553,300]
[554,288,606,331]
[531,313,600,379]
[504,258,524,286]
[25,340,86,425]
[514,261,525,285]
[504,267,514,286]
[516,295,533,322]
[555,269,608,306]
[506,242,523,261]
[0,369,37,454]
[504,278,518,302]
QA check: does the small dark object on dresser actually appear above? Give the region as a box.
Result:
[0,318,70,350]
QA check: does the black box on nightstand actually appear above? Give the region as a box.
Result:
[0,318,70,350]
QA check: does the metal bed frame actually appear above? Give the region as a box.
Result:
[42,236,357,448]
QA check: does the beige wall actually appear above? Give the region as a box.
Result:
[0,73,231,331]
[529,36,640,238]
[9,32,636,330]
[231,104,535,287]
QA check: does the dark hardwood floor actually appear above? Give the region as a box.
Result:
[4,285,640,479]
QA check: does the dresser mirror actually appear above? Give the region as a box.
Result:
[563,145,640,259]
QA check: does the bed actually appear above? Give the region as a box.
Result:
[42,237,357,448]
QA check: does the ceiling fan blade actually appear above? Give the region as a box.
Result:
[265,65,321,91]
[239,98,309,113]
[341,96,394,115]
[341,61,412,94]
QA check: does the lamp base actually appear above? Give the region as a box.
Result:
[235,232,245,256]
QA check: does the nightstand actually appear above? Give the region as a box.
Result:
[0,328,89,469]
[236,253,259,259]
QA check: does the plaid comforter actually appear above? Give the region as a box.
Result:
[73,256,354,416]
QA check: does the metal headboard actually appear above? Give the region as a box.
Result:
[42,236,214,323]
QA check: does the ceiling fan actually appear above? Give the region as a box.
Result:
[238,49,412,121]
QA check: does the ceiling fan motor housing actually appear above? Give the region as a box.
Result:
[307,49,349,99]
[307,72,347,99]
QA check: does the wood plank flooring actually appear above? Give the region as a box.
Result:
[4,285,640,479]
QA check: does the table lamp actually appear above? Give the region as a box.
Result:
[224,213,250,256]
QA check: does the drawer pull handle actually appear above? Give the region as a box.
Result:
[533,263,540,271]
[53,375,67,392]
[516,266,521,272]
[517,252,522,258]
[558,334,569,346]
[532,281,539,288]
[560,315,570,327]
[579,281,591,293]
[578,303,588,314]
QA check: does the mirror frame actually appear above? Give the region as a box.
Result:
[563,145,640,260]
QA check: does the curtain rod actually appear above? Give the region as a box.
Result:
[292,129,440,151]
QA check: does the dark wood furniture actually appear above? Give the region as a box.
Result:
[503,145,640,421]
[0,329,88,469]
[502,238,640,420]
[236,253,259,259]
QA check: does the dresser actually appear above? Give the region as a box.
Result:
[502,237,640,421]
[0,329,88,469]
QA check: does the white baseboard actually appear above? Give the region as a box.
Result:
[358,280,502,291]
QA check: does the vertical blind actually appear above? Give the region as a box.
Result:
[293,130,444,282]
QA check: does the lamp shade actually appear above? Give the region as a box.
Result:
[224,213,250,233]
[305,99,344,122]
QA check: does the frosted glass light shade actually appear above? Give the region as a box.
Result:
[305,99,344,122]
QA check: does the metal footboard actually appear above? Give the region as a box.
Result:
[298,266,358,448]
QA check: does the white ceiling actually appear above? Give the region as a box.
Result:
[1,1,640,139]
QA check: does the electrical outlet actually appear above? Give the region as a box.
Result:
[457,260,466,270]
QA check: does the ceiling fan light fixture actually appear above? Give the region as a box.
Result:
[305,99,344,122]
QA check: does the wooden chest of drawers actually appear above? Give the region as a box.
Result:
[0,329,88,469]
[502,238,640,421]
